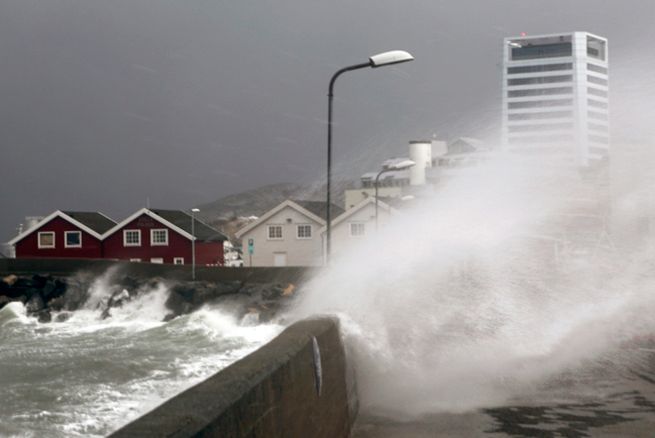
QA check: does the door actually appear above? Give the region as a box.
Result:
[273,252,287,267]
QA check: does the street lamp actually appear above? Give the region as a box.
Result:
[326,50,414,263]
[375,159,415,231]
[191,208,200,281]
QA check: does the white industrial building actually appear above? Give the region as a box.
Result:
[501,31,609,167]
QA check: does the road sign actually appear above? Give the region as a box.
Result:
[248,238,254,255]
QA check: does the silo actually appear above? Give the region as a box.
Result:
[408,140,432,186]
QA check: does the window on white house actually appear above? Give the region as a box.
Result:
[38,232,55,248]
[173,257,184,265]
[123,230,141,247]
[297,224,312,239]
[350,223,366,237]
[65,231,82,248]
[150,258,164,264]
[151,229,169,246]
[130,258,142,262]
[267,225,283,240]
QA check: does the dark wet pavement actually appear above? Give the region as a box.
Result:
[352,346,655,437]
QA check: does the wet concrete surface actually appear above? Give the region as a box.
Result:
[352,346,655,437]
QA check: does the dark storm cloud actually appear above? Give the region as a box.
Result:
[1,0,654,240]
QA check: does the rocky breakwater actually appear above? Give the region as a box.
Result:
[0,273,298,324]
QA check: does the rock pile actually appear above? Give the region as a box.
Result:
[0,273,298,324]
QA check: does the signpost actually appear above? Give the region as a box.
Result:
[248,238,254,267]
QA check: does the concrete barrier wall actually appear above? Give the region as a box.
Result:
[109,317,356,438]
[0,258,317,284]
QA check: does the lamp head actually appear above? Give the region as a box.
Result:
[369,50,414,68]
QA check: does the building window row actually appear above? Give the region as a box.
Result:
[362,178,409,189]
[350,223,366,237]
[589,134,609,144]
[589,146,609,156]
[588,87,608,98]
[151,229,169,246]
[588,122,609,132]
[36,231,83,249]
[508,98,573,109]
[123,230,141,247]
[507,75,572,86]
[587,75,608,86]
[507,122,573,133]
[510,42,572,61]
[507,134,574,145]
[267,225,283,240]
[297,224,312,239]
[65,231,82,248]
[507,63,572,75]
[37,232,55,249]
[507,87,573,98]
[587,63,608,74]
[508,110,573,121]
[588,110,608,121]
[267,224,317,240]
[122,229,170,247]
[588,99,608,109]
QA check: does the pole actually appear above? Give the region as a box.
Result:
[326,62,370,265]
[191,211,196,281]
[375,168,391,232]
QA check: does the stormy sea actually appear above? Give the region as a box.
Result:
[0,270,283,437]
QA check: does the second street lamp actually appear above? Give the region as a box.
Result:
[191,208,200,281]
[374,159,415,231]
[326,50,414,264]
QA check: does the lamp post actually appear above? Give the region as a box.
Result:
[191,208,200,281]
[326,50,414,264]
[375,159,415,231]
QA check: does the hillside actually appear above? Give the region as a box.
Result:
[195,182,351,241]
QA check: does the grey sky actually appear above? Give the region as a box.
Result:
[2,0,654,240]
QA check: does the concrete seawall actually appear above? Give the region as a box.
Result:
[110,317,357,438]
[0,258,317,284]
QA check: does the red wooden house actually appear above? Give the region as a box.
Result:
[102,208,226,265]
[9,211,116,259]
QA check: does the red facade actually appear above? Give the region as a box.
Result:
[103,213,224,265]
[14,217,103,259]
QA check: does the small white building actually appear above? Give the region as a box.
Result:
[235,200,343,267]
[319,197,397,260]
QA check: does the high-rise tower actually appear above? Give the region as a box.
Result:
[501,32,609,167]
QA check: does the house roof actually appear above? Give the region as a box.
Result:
[102,208,227,242]
[8,210,117,245]
[290,200,344,221]
[235,199,343,238]
[151,209,227,242]
[318,197,396,233]
[61,211,117,234]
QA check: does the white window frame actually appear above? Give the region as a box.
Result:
[296,224,312,239]
[173,257,185,265]
[349,222,366,237]
[150,258,164,264]
[267,225,283,240]
[123,229,141,247]
[64,231,82,248]
[37,231,55,249]
[150,228,169,246]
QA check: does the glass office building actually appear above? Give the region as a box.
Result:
[501,32,609,167]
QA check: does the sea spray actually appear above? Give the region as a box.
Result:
[290,154,655,416]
